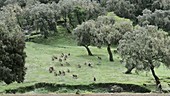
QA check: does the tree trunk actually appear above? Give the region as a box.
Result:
[68,14,75,28]
[76,12,82,25]
[150,64,162,92]
[107,44,114,62]
[125,66,135,74]
[63,15,71,33]
[84,46,93,56]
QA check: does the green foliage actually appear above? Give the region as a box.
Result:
[0,4,26,84]
[19,2,59,38]
[58,0,105,29]
[138,9,170,32]
[106,0,136,21]
[118,25,170,71]
[73,20,96,47]
[118,25,170,90]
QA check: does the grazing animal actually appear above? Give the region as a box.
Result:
[52,57,55,61]
[73,74,78,79]
[59,58,62,62]
[67,69,70,73]
[84,62,87,65]
[53,56,58,59]
[64,57,67,61]
[59,71,62,75]
[54,71,58,76]
[62,71,65,76]
[88,63,93,68]
[64,55,68,58]
[94,77,96,82]
[97,56,102,60]
[68,53,70,56]
[49,67,54,73]
[66,62,70,66]
[60,63,64,66]
[78,64,81,68]
[60,53,64,58]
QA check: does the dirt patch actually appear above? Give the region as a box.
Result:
[5,82,151,94]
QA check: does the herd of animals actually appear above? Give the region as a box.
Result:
[48,53,102,82]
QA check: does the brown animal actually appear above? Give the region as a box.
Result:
[59,58,62,62]
[97,56,102,60]
[49,67,54,73]
[66,62,70,66]
[93,77,96,82]
[78,64,81,68]
[52,56,58,61]
[61,53,64,58]
[67,69,70,73]
[59,71,62,75]
[84,62,87,65]
[73,74,78,79]
[88,63,93,68]
[54,71,58,76]
[54,56,58,59]
[52,57,55,61]
[64,57,67,61]
[60,63,64,66]
[62,71,65,76]
[68,53,70,56]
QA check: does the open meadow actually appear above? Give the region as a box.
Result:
[0,31,170,94]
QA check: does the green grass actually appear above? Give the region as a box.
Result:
[0,28,170,94]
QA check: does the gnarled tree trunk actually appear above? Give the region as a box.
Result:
[107,44,114,62]
[150,63,162,92]
[84,45,93,56]
[125,66,135,74]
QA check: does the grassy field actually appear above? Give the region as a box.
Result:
[0,27,170,94]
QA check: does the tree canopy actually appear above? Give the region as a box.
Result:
[118,25,170,91]
[0,4,26,84]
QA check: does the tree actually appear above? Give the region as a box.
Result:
[138,9,170,33]
[95,15,133,61]
[0,4,26,84]
[95,15,117,61]
[118,25,170,91]
[73,20,96,56]
[57,0,104,33]
[18,2,60,38]
[106,0,137,23]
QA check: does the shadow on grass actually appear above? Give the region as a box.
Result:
[5,82,151,94]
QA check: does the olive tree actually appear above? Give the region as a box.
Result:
[19,2,60,38]
[57,0,104,33]
[73,20,96,56]
[118,25,170,91]
[95,15,133,61]
[0,4,26,84]
[138,9,170,32]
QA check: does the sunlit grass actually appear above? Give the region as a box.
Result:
[0,29,170,93]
